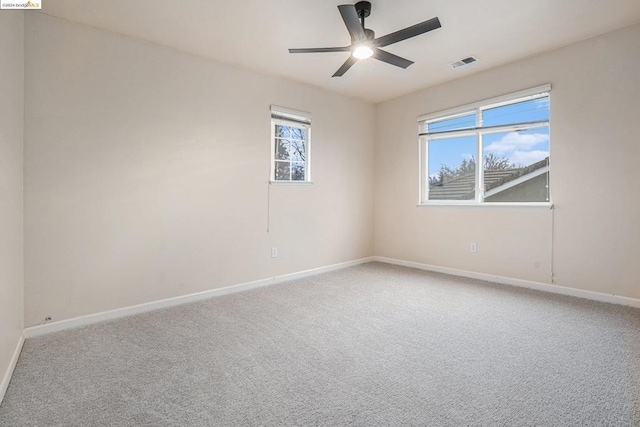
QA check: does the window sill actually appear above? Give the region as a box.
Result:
[417,202,553,209]
[269,181,314,186]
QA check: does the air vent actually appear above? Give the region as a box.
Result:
[449,56,478,69]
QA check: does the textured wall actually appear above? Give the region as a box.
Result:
[24,13,374,326]
[374,23,640,298]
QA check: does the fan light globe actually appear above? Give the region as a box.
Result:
[352,44,373,59]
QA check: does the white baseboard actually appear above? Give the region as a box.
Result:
[23,257,376,339]
[20,254,639,340]
[0,333,25,406]
[374,256,640,308]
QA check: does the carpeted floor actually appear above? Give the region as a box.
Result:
[1,262,639,426]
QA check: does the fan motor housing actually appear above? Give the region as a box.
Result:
[364,28,375,41]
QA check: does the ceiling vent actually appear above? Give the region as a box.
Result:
[449,56,478,69]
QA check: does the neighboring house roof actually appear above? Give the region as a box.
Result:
[429,158,549,200]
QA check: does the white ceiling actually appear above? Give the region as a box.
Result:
[40,0,640,103]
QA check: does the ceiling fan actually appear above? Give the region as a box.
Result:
[289,1,441,77]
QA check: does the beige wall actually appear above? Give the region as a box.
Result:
[20,13,640,328]
[0,12,24,381]
[23,13,374,326]
[375,23,640,298]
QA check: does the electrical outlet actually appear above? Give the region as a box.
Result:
[470,243,477,253]
[271,247,278,258]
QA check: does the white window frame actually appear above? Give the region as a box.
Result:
[270,106,312,184]
[418,84,552,206]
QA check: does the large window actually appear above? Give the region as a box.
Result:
[271,106,311,183]
[419,85,551,205]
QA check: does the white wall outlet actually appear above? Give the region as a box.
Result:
[271,247,278,258]
[470,243,477,253]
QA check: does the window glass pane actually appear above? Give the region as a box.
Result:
[274,161,290,181]
[276,124,307,140]
[289,127,307,140]
[427,113,476,134]
[275,139,290,160]
[482,97,549,127]
[483,128,550,202]
[289,140,306,162]
[428,136,477,200]
[291,162,305,181]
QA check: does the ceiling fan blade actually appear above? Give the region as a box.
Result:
[332,56,358,77]
[373,48,414,69]
[375,17,441,47]
[338,4,366,43]
[289,47,351,54]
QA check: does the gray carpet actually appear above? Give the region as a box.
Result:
[1,262,639,426]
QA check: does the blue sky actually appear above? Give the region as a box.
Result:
[428,98,549,176]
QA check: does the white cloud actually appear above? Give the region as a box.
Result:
[509,150,549,165]
[485,132,549,154]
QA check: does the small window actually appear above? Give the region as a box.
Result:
[271,106,311,183]
[418,85,551,205]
